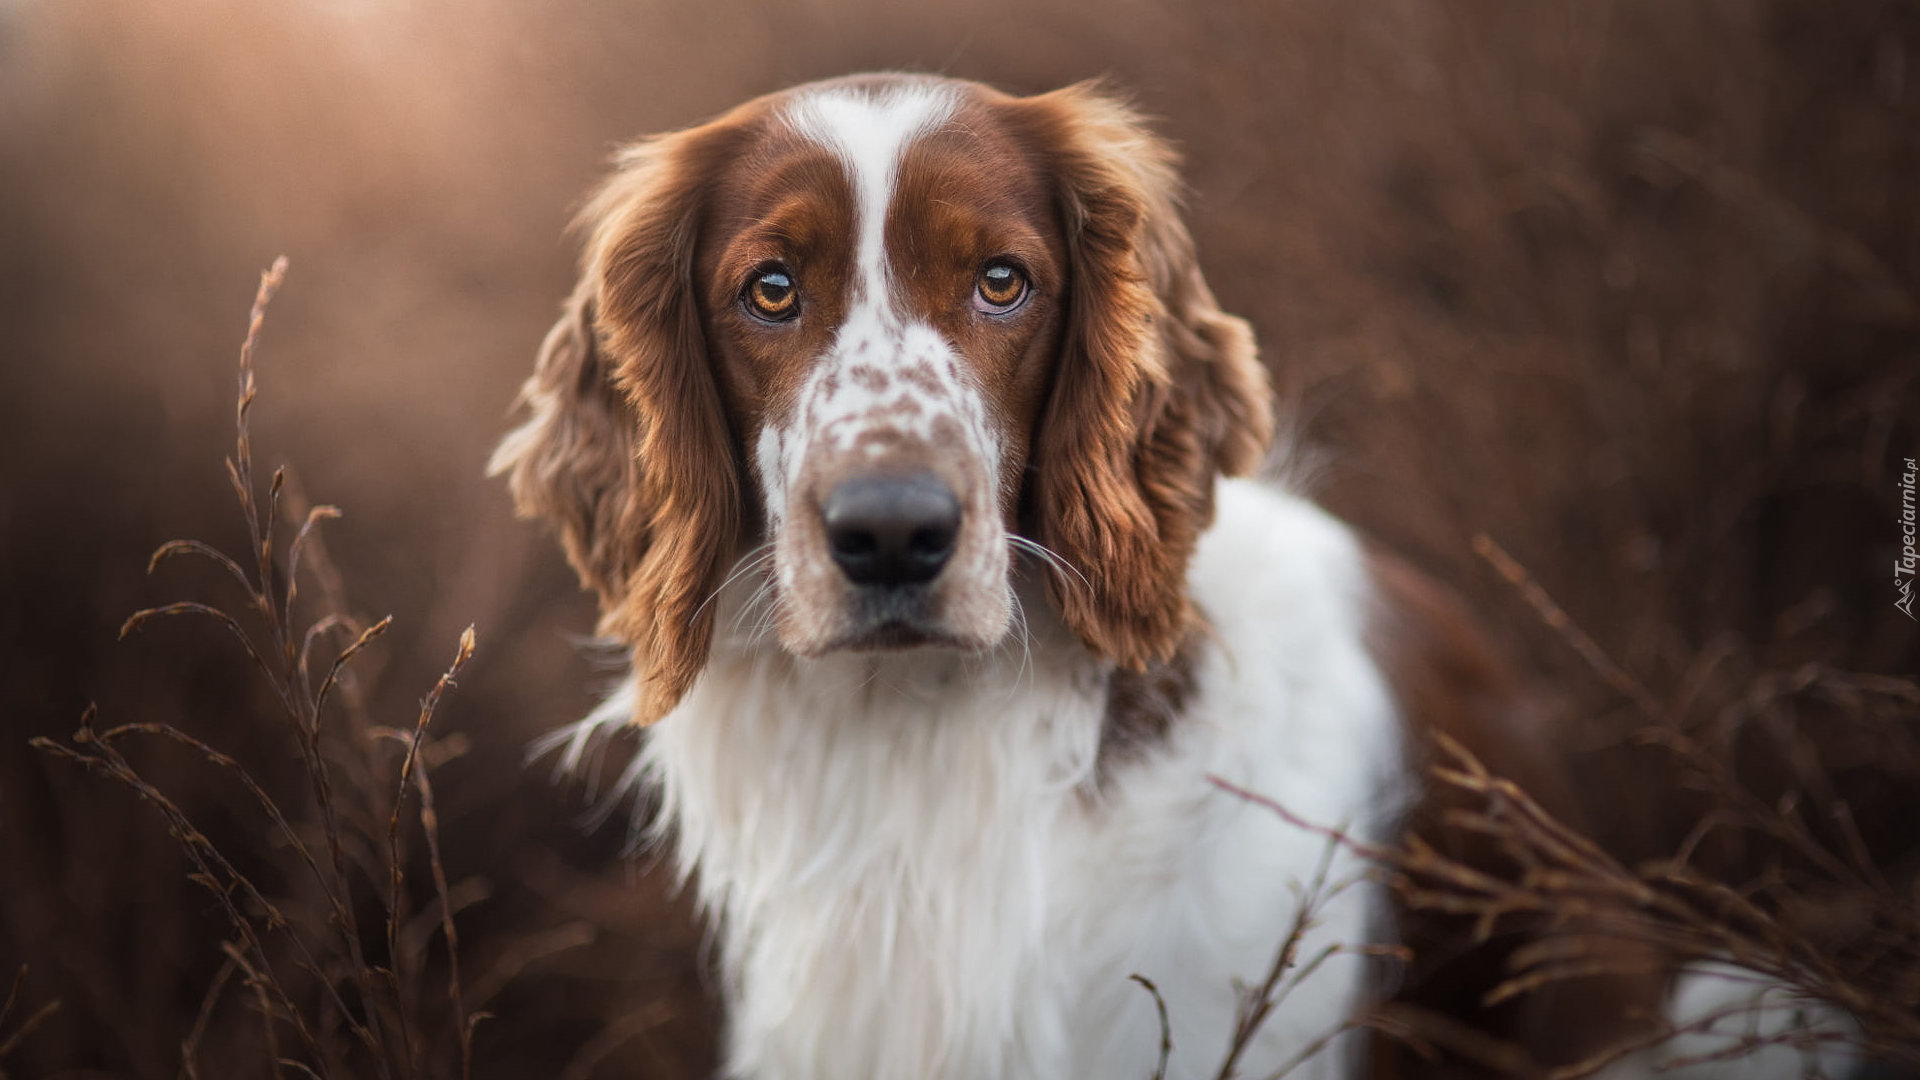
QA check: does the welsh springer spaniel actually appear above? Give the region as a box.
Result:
[492,74,1839,1080]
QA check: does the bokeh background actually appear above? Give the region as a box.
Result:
[2,0,1915,1076]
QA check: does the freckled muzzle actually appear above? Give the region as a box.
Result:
[788,440,1003,653]
[769,418,1012,657]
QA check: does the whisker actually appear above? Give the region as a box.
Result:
[737,583,787,648]
[999,585,1035,701]
[692,542,777,626]
[1006,533,1091,595]
[728,572,780,636]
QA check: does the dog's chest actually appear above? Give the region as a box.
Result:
[644,678,1377,1077]
[642,640,1123,1076]
[637,484,1400,1080]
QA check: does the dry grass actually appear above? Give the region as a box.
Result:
[1211,537,1920,1078]
[31,261,488,1080]
[0,968,60,1078]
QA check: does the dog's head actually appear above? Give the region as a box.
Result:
[492,74,1272,722]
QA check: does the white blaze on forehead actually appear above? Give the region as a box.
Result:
[742,82,1015,658]
[752,86,972,516]
[783,82,959,307]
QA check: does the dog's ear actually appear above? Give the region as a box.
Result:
[1019,84,1274,670]
[491,126,744,723]
[491,286,648,605]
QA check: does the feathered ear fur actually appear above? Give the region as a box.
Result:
[1022,85,1275,671]
[491,125,745,723]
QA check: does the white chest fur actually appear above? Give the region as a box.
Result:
[590,480,1404,1080]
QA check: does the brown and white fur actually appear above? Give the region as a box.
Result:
[492,74,1853,1080]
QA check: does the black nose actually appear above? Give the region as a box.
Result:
[822,473,961,586]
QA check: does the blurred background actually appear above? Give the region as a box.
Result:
[1,0,1914,1076]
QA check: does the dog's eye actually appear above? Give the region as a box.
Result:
[744,267,799,321]
[973,260,1029,314]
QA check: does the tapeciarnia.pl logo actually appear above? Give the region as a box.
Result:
[1898,457,1917,620]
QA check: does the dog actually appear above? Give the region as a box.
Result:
[491,73,1849,1080]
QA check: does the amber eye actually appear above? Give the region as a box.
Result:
[744,266,799,321]
[973,260,1029,313]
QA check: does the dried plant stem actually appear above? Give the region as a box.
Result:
[34,259,484,1080]
[383,626,477,1080]
[1212,835,1346,1080]
[0,967,59,1065]
[1471,536,1920,1064]
[1129,975,1173,1080]
[179,954,238,1080]
[1472,534,1659,718]
[34,709,326,1059]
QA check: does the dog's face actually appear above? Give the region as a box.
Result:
[493,74,1273,722]
[700,81,1066,657]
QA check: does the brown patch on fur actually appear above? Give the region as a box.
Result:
[494,109,771,724]
[493,85,902,723]
[887,100,1072,504]
[697,131,858,433]
[1008,84,1275,673]
[491,291,646,605]
[1363,550,1667,1076]
[1098,622,1204,779]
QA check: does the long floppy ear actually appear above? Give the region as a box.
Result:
[1024,85,1274,670]
[491,126,743,723]
[490,286,648,603]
